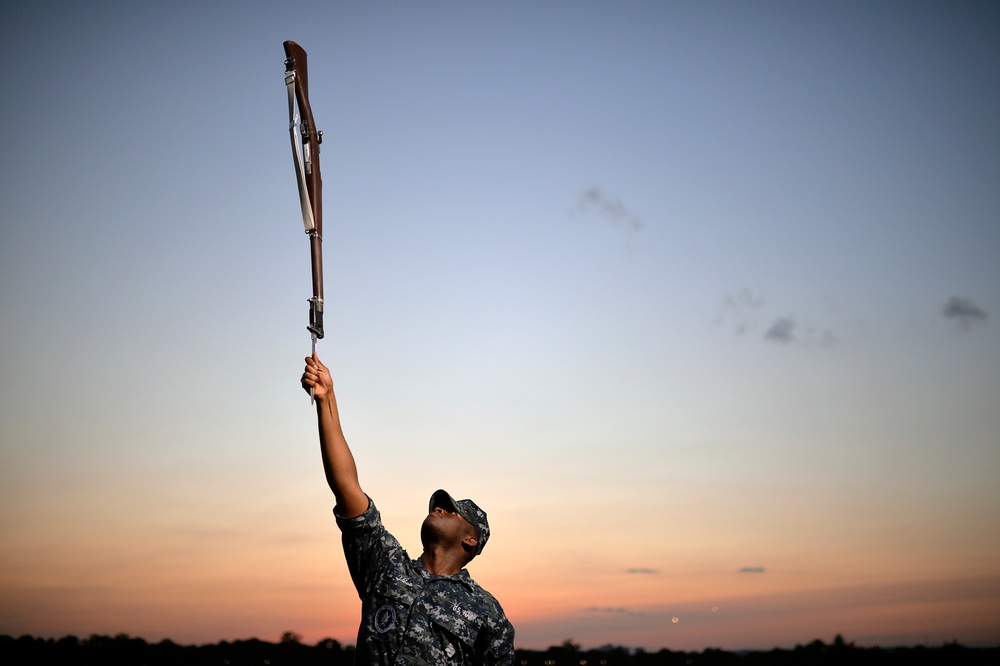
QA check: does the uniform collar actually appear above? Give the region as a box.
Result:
[414,558,475,588]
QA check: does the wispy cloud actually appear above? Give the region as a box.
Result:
[739,566,767,574]
[725,288,765,310]
[575,187,643,230]
[714,288,765,335]
[626,568,660,575]
[585,606,645,616]
[942,296,987,328]
[715,291,838,348]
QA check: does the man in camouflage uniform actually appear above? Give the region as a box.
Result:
[302,354,514,665]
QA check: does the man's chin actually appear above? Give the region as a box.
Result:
[419,517,437,544]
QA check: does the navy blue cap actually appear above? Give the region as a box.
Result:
[429,489,490,555]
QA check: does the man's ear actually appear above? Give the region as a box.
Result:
[462,535,478,551]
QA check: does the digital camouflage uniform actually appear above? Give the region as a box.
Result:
[336,498,515,665]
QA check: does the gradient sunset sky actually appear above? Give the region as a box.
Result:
[2,0,999,652]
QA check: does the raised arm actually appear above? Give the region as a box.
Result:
[301,354,369,518]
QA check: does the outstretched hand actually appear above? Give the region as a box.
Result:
[301,353,333,402]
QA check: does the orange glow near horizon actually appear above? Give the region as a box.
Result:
[2,0,1000,656]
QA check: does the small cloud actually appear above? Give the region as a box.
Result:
[724,288,765,310]
[739,566,766,574]
[764,317,795,343]
[626,568,660,575]
[942,297,987,328]
[585,606,645,616]
[576,186,643,230]
[715,288,765,335]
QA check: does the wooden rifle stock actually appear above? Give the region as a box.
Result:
[284,40,325,341]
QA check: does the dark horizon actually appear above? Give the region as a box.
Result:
[4,631,999,665]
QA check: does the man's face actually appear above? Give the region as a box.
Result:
[422,504,475,547]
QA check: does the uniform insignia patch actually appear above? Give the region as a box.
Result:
[374,604,396,633]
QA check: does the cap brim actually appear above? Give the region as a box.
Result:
[429,489,458,514]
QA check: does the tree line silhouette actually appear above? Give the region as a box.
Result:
[2,632,997,665]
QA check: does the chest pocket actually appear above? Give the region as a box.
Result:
[431,608,485,660]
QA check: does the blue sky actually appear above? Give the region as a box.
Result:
[2,0,999,651]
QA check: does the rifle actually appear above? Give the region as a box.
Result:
[283,40,324,398]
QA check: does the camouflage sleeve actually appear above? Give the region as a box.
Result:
[335,497,402,598]
[485,612,515,666]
